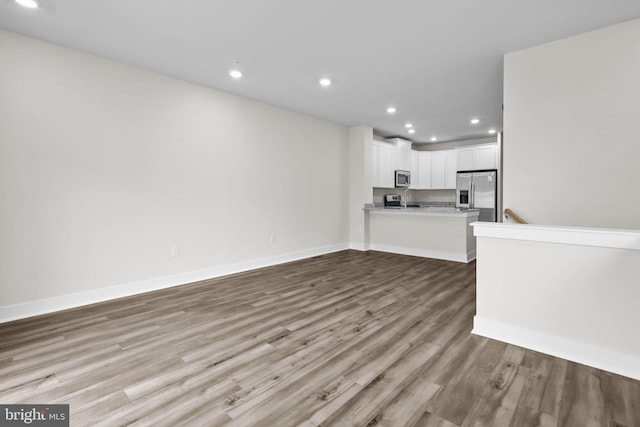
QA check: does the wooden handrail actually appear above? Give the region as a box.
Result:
[504,209,528,224]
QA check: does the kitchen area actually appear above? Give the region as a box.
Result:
[363,136,501,263]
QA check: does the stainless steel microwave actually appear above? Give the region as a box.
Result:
[395,170,410,188]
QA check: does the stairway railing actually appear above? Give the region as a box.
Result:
[504,209,527,224]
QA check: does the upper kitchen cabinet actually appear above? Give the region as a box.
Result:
[372,140,380,187]
[386,138,412,171]
[474,144,498,170]
[410,150,419,189]
[417,151,432,189]
[372,140,396,188]
[382,143,396,187]
[430,151,446,188]
[372,138,413,189]
[457,148,474,171]
[430,149,457,189]
[456,143,498,171]
[445,150,457,189]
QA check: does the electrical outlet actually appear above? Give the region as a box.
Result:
[171,246,180,257]
[270,234,276,244]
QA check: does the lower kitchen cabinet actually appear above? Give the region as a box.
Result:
[365,207,479,263]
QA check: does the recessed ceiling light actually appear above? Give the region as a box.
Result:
[386,107,397,114]
[319,78,332,87]
[408,129,416,134]
[430,137,438,142]
[229,69,242,79]
[15,0,38,8]
[405,123,413,128]
[488,129,497,134]
[470,118,480,125]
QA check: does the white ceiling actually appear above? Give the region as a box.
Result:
[2,1,640,143]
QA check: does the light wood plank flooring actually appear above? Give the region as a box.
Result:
[1,250,638,426]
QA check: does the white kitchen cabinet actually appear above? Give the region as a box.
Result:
[457,148,474,171]
[382,143,396,188]
[425,149,456,189]
[393,139,412,171]
[445,149,457,189]
[431,151,446,189]
[456,144,497,171]
[378,143,494,190]
[372,141,381,188]
[474,145,498,170]
[408,148,458,190]
[372,140,396,188]
[417,152,432,189]
[410,150,419,189]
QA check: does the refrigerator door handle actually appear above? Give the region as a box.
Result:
[470,181,474,208]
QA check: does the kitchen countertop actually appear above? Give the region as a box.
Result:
[364,205,480,218]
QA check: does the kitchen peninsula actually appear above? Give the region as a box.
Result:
[364,206,479,262]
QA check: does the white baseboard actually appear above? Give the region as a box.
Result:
[472,315,640,381]
[348,242,367,251]
[368,243,472,263]
[0,243,350,324]
[466,249,476,262]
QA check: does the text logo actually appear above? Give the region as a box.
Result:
[1,405,69,426]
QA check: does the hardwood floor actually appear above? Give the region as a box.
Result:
[1,250,638,426]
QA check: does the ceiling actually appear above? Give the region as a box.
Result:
[2,1,640,144]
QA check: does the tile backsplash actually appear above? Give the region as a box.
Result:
[372,188,456,206]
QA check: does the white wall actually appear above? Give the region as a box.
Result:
[0,30,349,315]
[503,18,640,228]
[473,223,640,380]
[348,126,373,249]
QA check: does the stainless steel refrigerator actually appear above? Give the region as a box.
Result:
[456,170,497,222]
